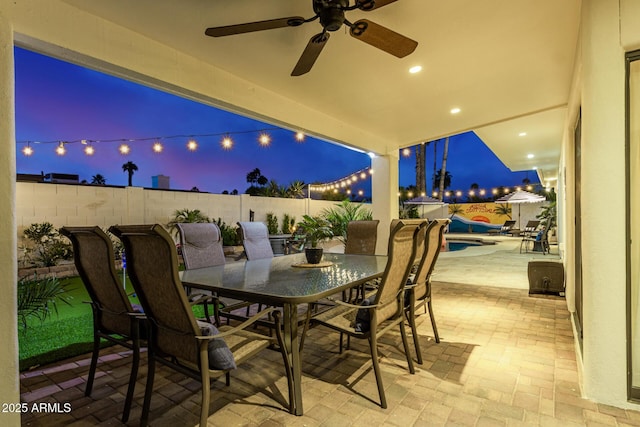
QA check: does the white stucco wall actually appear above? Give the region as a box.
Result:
[0,6,20,426]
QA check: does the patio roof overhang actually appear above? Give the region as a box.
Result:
[11,0,580,187]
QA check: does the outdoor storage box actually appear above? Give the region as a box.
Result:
[528,260,564,295]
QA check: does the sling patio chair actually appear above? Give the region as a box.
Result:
[109,224,293,427]
[344,220,380,255]
[301,220,424,408]
[402,218,450,364]
[60,226,144,423]
[237,221,274,260]
[176,222,254,325]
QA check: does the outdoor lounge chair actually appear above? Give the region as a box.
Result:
[403,218,450,364]
[487,220,516,235]
[344,220,380,255]
[60,226,144,423]
[520,226,550,254]
[302,220,423,408]
[109,224,292,427]
[237,221,274,260]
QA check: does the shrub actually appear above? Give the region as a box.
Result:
[21,222,72,267]
[213,218,240,246]
[167,208,210,237]
[282,214,296,234]
[266,212,279,234]
[17,275,71,331]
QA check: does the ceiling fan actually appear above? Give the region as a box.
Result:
[205,0,418,76]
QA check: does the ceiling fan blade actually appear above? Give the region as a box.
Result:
[205,17,305,37]
[349,19,417,58]
[291,33,330,76]
[357,0,399,11]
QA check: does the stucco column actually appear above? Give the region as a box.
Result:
[580,0,628,406]
[0,6,20,426]
[371,152,399,255]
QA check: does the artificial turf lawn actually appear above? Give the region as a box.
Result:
[18,274,212,371]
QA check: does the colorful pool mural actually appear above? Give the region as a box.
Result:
[448,203,512,233]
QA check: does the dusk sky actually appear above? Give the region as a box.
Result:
[14,47,537,197]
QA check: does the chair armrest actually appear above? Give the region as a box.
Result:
[195,306,278,340]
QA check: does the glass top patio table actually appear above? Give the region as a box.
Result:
[179,252,387,416]
[180,252,387,305]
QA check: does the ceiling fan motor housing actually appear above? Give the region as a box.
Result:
[315,0,349,32]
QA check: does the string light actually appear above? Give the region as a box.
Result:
[308,167,373,193]
[221,135,233,150]
[258,133,271,147]
[22,143,33,157]
[402,148,411,157]
[55,142,66,156]
[16,127,306,157]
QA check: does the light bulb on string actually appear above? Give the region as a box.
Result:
[152,141,163,153]
[295,132,305,142]
[221,135,233,150]
[119,144,130,155]
[84,145,95,156]
[186,139,198,151]
[22,144,33,157]
[258,133,271,147]
[56,142,66,156]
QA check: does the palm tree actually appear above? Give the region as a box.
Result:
[91,174,106,185]
[121,161,138,186]
[246,168,262,185]
[494,203,512,219]
[286,180,306,198]
[167,208,209,237]
[415,143,426,195]
[437,136,450,201]
[434,169,452,194]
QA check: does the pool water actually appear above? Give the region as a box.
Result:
[446,241,482,252]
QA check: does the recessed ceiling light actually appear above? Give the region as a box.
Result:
[409,65,422,74]
[519,132,527,137]
[450,107,461,114]
[527,153,535,159]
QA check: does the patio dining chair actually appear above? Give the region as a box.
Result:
[60,226,144,423]
[237,221,274,260]
[344,220,380,255]
[176,222,253,325]
[109,224,293,427]
[520,226,550,255]
[403,218,450,364]
[302,220,424,408]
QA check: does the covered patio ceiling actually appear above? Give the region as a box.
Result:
[57,0,580,185]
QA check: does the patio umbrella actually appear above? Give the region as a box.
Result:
[495,190,546,228]
[404,195,445,218]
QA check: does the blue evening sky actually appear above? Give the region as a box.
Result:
[14,47,536,197]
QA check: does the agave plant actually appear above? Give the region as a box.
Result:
[17,275,71,331]
[321,200,373,245]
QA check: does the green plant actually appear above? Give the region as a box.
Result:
[298,215,333,248]
[17,275,72,331]
[22,222,72,267]
[281,214,296,234]
[266,212,279,234]
[321,200,373,244]
[167,208,210,236]
[537,189,557,230]
[399,205,420,219]
[213,218,240,246]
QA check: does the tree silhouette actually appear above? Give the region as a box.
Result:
[122,161,138,186]
[91,174,106,185]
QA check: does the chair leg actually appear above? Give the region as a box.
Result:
[339,332,344,354]
[406,304,423,365]
[121,332,140,423]
[368,335,387,409]
[140,352,156,427]
[85,330,101,396]
[200,368,211,427]
[399,319,415,375]
[299,304,314,352]
[427,299,440,344]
